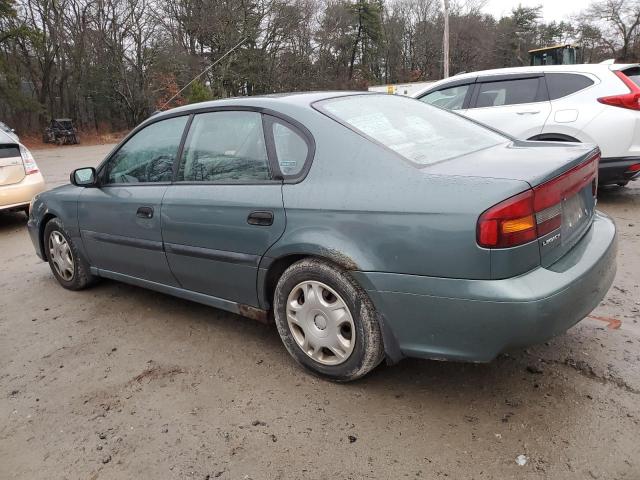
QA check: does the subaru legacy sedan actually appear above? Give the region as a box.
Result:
[27,92,616,381]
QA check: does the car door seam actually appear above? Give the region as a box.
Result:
[159,184,185,288]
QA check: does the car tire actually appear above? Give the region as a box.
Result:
[44,218,97,290]
[273,258,385,381]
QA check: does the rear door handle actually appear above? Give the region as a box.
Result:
[136,206,154,219]
[516,110,540,115]
[247,211,274,226]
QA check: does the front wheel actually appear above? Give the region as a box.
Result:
[44,218,97,290]
[273,258,385,381]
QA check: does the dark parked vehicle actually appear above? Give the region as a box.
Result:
[43,118,79,145]
[27,92,616,381]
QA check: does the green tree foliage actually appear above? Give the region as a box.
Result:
[187,80,213,104]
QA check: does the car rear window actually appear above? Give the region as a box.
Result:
[545,73,594,100]
[316,95,507,166]
[0,144,20,158]
[621,67,640,87]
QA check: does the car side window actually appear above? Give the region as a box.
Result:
[545,73,594,100]
[105,116,188,184]
[474,77,543,108]
[177,111,270,183]
[272,121,308,176]
[419,84,470,110]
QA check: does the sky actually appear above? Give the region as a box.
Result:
[481,0,586,22]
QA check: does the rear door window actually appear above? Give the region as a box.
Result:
[545,73,594,100]
[177,111,271,183]
[419,84,471,110]
[474,77,544,108]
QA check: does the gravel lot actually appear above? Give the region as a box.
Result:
[1,144,639,479]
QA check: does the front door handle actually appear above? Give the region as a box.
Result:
[136,206,154,219]
[247,211,274,226]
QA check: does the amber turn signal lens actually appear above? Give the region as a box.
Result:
[501,215,535,234]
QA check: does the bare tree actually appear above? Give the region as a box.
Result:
[0,0,632,134]
[582,0,640,61]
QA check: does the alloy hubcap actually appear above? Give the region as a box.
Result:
[286,280,356,366]
[48,231,74,281]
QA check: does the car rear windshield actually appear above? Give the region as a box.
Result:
[621,67,640,87]
[316,94,507,166]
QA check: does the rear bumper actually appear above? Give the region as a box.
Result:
[0,173,45,210]
[599,156,640,185]
[353,212,617,363]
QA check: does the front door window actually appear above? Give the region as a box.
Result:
[105,115,188,184]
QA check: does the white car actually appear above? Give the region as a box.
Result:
[0,121,19,143]
[414,64,640,186]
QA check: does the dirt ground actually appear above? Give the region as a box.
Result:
[1,144,639,480]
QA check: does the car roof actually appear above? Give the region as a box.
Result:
[152,91,373,120]
[413,63,640,97]
[0,129,16,144]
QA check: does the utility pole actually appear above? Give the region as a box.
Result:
[443,0,450,78]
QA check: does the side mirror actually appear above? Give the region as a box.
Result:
[70,167,97,187]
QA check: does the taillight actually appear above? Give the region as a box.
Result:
[625,163,640,177]
[597,71,640,110]
[477,152,599,248]
[477,190,536,248]
[19,144,39,174]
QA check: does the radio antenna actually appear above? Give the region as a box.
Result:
[160,37,248,110]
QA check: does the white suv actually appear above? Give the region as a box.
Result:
[414,64,640,186]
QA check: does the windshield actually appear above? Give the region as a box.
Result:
[316,94,507,166]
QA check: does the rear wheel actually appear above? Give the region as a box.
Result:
[44,218,97,290]
[273,258,384,381]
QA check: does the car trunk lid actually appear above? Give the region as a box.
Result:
[425,139,596,185]
[0,144,25,186]
[437,140,599,269]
